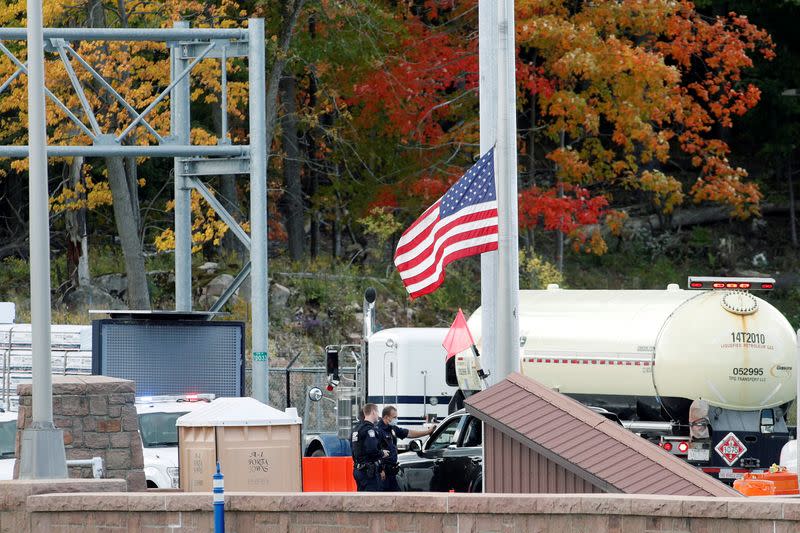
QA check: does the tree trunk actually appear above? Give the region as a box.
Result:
[263,0,308,189]
[310,208,320,259]
[86,0,149,308]
[306,13,321,260]
[789,157,797,248]
[106,156,150,309]
[332,207,341,259]
[124,156,141,235]
[65,156,90,287]
[279,75,304,260]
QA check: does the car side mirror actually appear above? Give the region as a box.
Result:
[409,439,422,452]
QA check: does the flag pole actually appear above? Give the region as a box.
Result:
[494,0,520,380]
[479,0,499,386]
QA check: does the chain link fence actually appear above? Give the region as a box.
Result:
[243,364,358,434]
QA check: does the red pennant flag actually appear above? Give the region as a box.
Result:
[442,309,475,360]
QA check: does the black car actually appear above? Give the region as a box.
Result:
[395,409,483,492]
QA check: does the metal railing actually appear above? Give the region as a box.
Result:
[0,329,91,410]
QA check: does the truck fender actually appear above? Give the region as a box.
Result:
[144,465,169,489]
[304,433,351,457]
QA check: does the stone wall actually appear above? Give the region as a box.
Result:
[0,479,125,532]
[15,375,146,491]
[12,492,800,533]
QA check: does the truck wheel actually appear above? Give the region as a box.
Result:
[311,449,326,457]
[468,478,482,493]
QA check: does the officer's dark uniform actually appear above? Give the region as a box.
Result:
[351,419,383,491]
[376,419,409,492]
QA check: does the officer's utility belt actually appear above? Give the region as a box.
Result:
[355,461,380,470]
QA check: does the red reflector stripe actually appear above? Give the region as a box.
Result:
[701,467,749,474]
[523,357,652,366]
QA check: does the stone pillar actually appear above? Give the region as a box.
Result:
[15,375,146,491]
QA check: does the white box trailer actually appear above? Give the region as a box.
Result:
[366,328,457,424]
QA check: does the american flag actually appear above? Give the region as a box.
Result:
[394,148,498,298]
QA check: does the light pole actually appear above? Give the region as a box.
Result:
[18,0,68,478]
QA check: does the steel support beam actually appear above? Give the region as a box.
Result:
[209,262,252,313]
[119,41,215,143]
[188,177,251,248]
[65,45,164,143]
[0,145,247,157]
[172,21,192,312]
[180,40,249,59]
[0,20,269,408]
[181,157,249,176]
[0,28,247,41]
[0,41,96,140]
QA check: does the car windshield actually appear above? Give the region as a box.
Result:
[138,412,188,447]
[427,415,463,450]
[0,420,15,459]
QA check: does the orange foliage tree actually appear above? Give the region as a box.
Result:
[0,0,287,261]
[517,0,774,252]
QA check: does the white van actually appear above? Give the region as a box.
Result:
[136,394,213,488]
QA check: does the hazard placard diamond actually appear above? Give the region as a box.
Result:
[714,432,747,466]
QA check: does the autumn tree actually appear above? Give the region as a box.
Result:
[0,0,178,308]
[0,0,311,309]
[516,0,774,256]
[332,1,482,259]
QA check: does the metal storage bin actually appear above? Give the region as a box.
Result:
[176,397,302,492]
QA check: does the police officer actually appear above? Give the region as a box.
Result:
[377,405,436,491]
[351,403,387,491]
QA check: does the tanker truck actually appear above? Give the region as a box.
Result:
[454,276,796,481]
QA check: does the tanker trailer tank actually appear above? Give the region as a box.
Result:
[465,277,796,482]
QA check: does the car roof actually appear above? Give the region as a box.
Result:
[0,411,17,422]
[135,400,212,414]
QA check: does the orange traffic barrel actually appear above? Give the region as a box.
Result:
[302,456,357,492]
[733,477,775,496]
[734,469,799,496]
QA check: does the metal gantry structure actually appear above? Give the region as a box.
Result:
[0,21,271,405]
